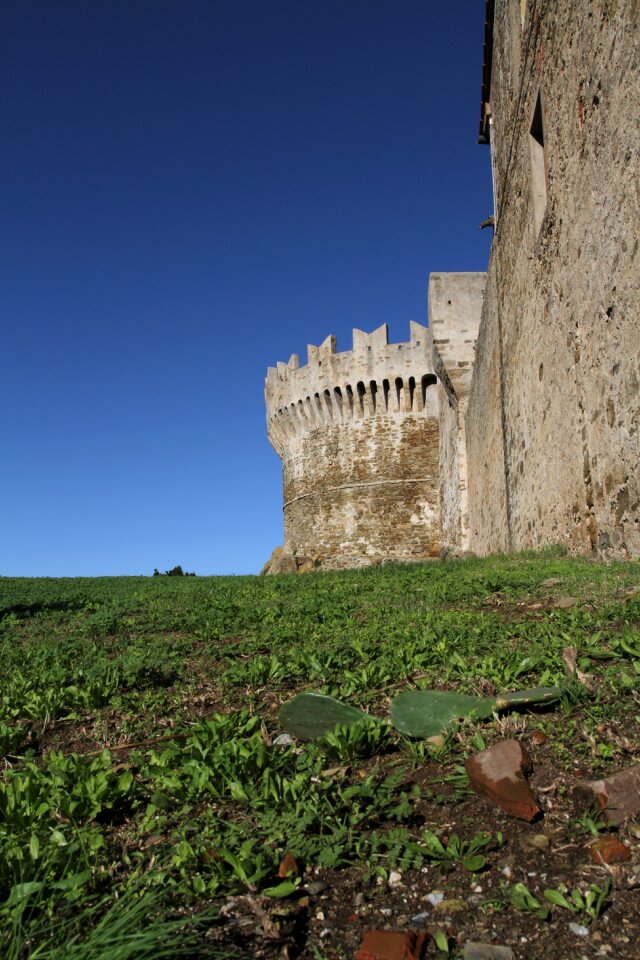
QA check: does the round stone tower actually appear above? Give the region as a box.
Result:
[265,322,441,569]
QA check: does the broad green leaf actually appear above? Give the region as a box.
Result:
[543,889,573,910]
[263,879,299,898]
[29,833,40,860]
[7,881,43,905]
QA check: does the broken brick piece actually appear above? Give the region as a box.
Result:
[355,929,428,960]
[590,837,632,864]
[465,739,540,821]
[277,852,299,877]
[574,764,640,826]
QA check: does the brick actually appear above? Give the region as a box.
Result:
[355,929,428,960]
[465,739,540,821]
[574,764,640,826]
[590,837,632,865]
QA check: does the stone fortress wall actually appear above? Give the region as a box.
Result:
[463,0,640,560]
[264,0,639,570]
[265,323,441,568]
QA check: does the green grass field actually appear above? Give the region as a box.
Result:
[1,550,639,958]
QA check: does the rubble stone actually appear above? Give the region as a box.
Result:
[590,837,632,865]
[464,943,515,960]
[465,739,540,821]
[574,764,640,826]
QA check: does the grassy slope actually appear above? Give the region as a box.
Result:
[1,549,639,958]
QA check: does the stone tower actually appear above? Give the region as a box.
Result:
[265,322,441,569]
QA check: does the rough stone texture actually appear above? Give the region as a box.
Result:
[265,324,441,569]
[355,929,428,960]
[464,944,515,960]
[464,0,640,559]
[574,764,640,826]
[429,273,485,552]
[465,739,540,821]
[260,546,316,576]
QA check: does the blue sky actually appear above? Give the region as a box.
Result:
[1,1,493,576]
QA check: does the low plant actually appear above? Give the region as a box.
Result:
[509,881,551,920]
[419,828,502,873]
[543,881,611,924]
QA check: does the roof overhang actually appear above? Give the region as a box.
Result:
[478,0,495,144]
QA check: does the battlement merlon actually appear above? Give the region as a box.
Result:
[428,272,486,402]
[265,321,436,415]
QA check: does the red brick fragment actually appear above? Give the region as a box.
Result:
[277,852,299,877]
[465,739,540,821]
[355,929,428,960]
[574,764,640,826]
[530,730,548,745]
[590,837,632,865]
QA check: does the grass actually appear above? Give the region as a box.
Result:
[0,548,639,957]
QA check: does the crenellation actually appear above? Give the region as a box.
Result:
[265,321,442,568]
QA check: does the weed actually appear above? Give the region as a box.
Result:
[543,881,611,924]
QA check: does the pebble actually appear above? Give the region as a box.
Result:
[522,833,550,852]
[410,911,430,924]
[380,907,392,916]
[434,898,466,914]
[273,733,294,746]
[424,891,444,906]
[306,880,329,896]
[464,943,515,960]
[554,596,577,608]
[388,870,403,888]
[568,923,590,938]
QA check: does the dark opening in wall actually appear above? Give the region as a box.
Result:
[529,92,547,236]
[382,378,390,411]
[369,380,378,412]
[345,384,354,415]
[408,376,416,409]
[356,381,366,414]
[421,374,437,407]
[395,377,403,410]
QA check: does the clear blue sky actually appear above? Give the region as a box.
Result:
[1,1,493,576]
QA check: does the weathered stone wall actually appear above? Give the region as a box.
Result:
[465,270,510,553]
[283,415,440,568]
[467,0,640,558]
[266,323,441,568]
[429,273,486,552]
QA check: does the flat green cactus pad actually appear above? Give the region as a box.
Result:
[494,686,562,709]
[390,690,496,739]
[278,692,371,741]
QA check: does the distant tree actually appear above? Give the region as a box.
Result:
[152,565,196,577]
